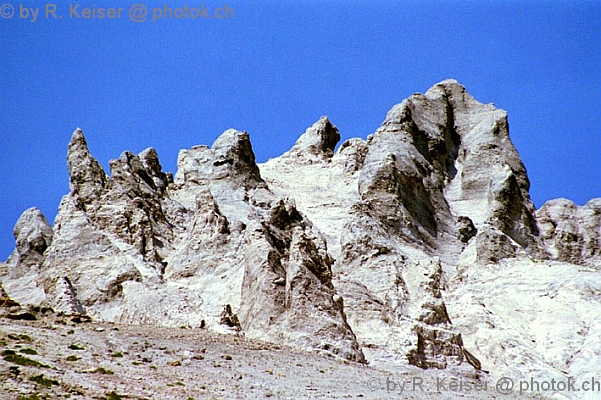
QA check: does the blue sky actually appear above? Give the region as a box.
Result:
[1,0,599,259]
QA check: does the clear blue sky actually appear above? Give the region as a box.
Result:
[1,0,599,259]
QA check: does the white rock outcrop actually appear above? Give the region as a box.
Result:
[536,198,601,266]
[3,80,600,393]
[3,125,365,363]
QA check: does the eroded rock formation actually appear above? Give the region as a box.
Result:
[3,80,600,384]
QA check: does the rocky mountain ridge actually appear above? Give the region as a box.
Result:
[3,80,600,398]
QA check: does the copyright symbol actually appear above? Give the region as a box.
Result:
[366,378,381,391]
[496,377,514,395]
[129,4,147,22]
[0,4,14,18]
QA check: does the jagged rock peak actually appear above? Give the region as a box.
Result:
[537,198,601,267]
[6,80,601,386]
[174,128,264,191]
[211,129,262,181]
[67,128,108,206]
[13,207,52,253]
[139,147,162,175]
[283,116,341,162]
[426,79,497,117]
[366,78,542,259]
[9,207,53,278]
[139,147,173,193]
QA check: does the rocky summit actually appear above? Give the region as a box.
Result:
[2,80,601,399]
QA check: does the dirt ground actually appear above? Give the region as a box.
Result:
[0,310,539,400]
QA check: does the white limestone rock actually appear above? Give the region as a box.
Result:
[239,200,365,362]
[2,126,365,362]
[259,79,601,380]
[536,198,601,267]
[3,80,601,392]
[7,207,53,278]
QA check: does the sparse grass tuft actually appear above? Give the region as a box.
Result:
[29,374,60,387]
[8,334,33,342]
[110,352,123,358]
[66,355,80,362]
[2,350,48,368]
[92,367,114,375]
[17,394,41,400]
[68,344,85,350]
[103,391,123,400]
[20,348,38,355]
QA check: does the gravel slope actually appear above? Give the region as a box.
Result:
[0,311,540,400]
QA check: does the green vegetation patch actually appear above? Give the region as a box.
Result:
[2,350,48,368]
[103,391,123,400]
[90,367,114,375]
[29,374,60,387]
[8,333,33,342]
[20,348,38,355]
[17,394,42,400]
[68,344,85,350]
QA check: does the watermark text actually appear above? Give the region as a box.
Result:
[1,3,234,23]
[367,375,601,396]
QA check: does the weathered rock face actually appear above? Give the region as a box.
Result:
[7,207,53,279]
[2,208,53,308]
[358,80,542,259]
[67,128,107,208]
[260,79,601,380]
[40,129,171,318]
[536,198,601,266]
[279,116,341,163]
[261,79,546,370]
[2,126,364,363]
[239,199,364,362]
[3,80,601,385]
[167,130,364,361]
